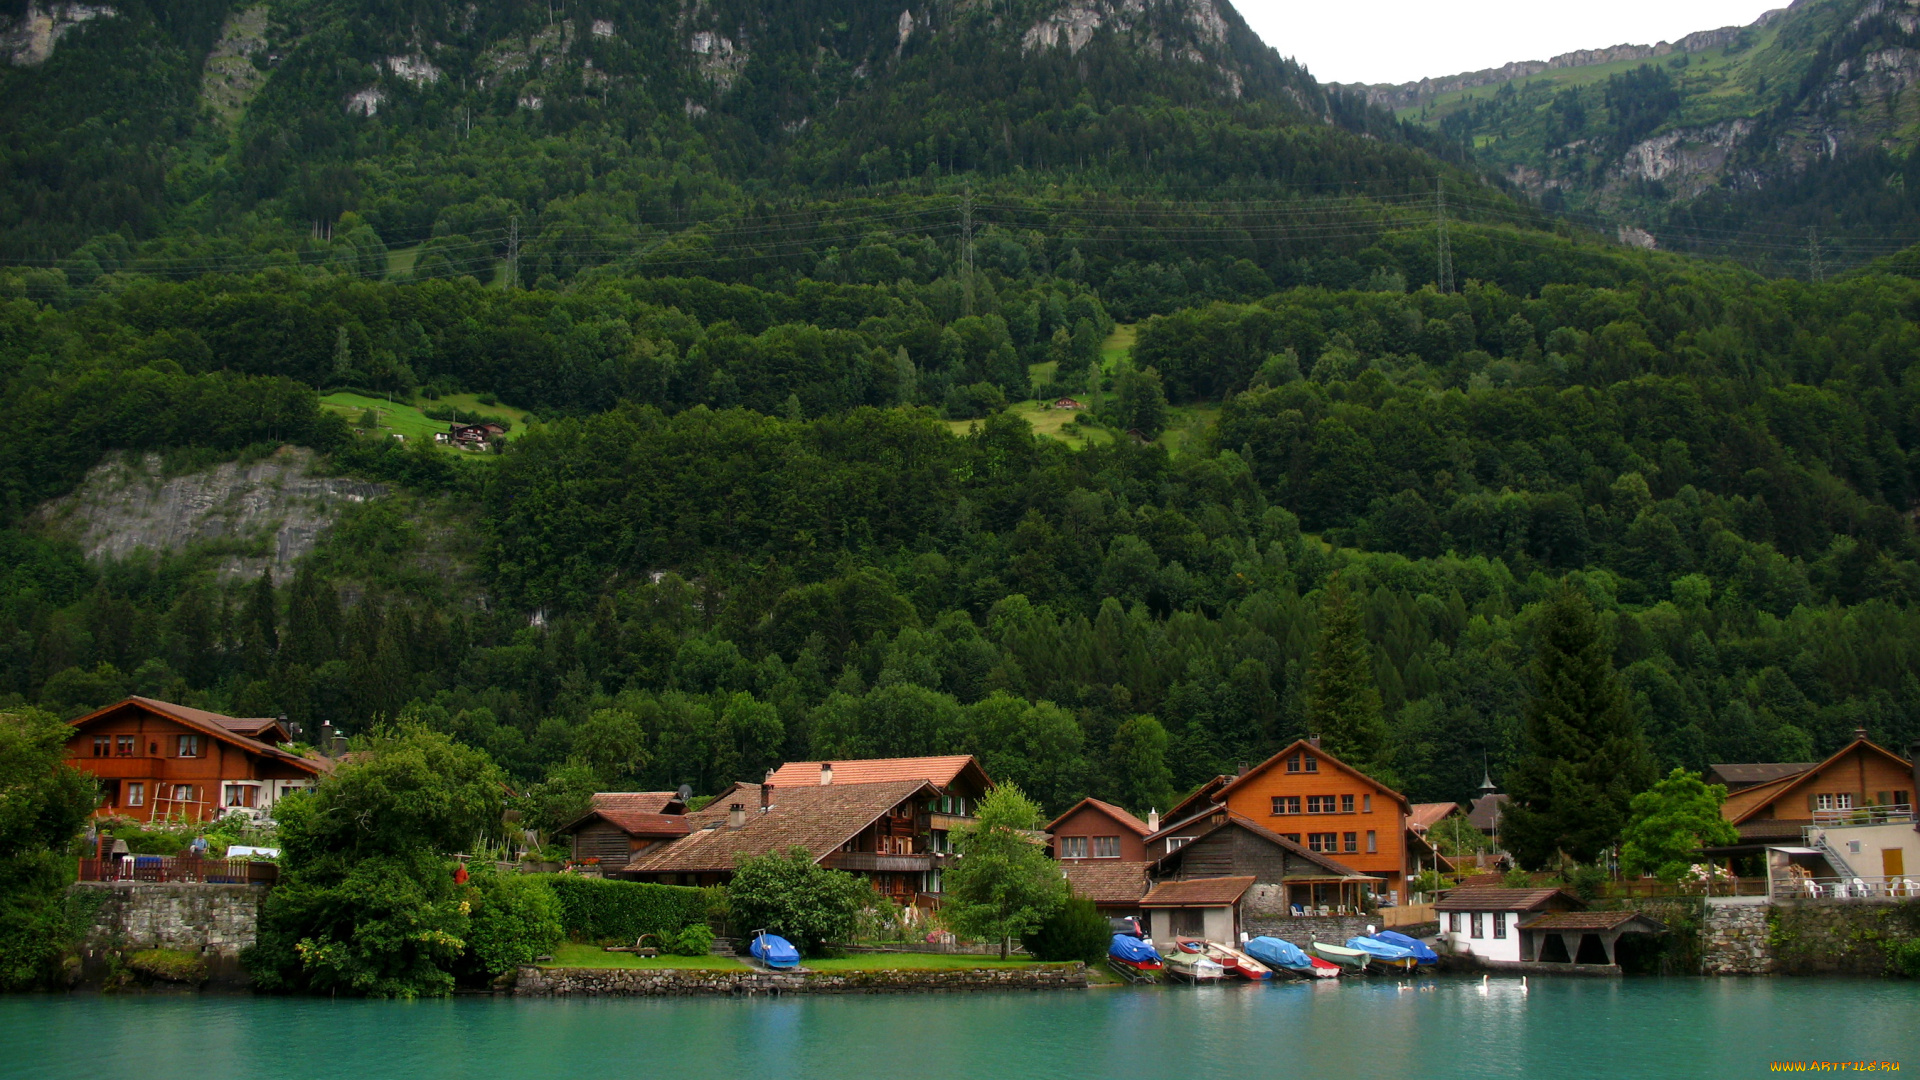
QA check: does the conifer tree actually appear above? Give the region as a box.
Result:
[1501,586,1656,869]
[1306,578,1389,776]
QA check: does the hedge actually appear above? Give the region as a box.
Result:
[547,877,707,942]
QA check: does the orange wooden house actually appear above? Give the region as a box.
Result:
[66,697,327,824]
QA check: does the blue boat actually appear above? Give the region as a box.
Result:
[1370,930,1439,965]
[1345,936,1418,971]
[1245,936,1338,979]
[1108,933,1164,972]
[750,930,800,969]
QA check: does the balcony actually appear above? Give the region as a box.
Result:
[1771,874,1918,902]
[823,851,934,873]
[929,813,974,832]
[1811,805,1914,828]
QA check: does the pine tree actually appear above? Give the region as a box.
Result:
[1501,585,1656,869]
[241,568,278,678]
[1306,578,1389,776]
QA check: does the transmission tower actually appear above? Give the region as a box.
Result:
[1807,226,1824,284]
[1435,178,1454,294]
[506,215,521,290]
[961,185,976,316]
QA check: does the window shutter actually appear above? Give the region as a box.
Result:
[1807,793,1818,814]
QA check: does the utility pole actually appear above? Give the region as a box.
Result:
[506,215,520,290]
[961,185,976,316]
[1435,177,1454,295]
[1807,226,1824,284]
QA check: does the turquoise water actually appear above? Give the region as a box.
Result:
[4,978,1916,1079]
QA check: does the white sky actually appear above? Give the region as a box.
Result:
[1233,1,1786,85]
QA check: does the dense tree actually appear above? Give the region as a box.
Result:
[1306,579,1390,779]
[1620,769,1741,883]
[728,847,871,957]
[0,708,98,989]
[941,784,1067,959]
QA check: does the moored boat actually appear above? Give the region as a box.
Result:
[1344,936,1418,971]
[1310,940,1371,971]
[1174,937,1273,981]
[1371,930,1439,966]
[749,929,800,970]
[1164,945,1228,982]
[1245,936,1340,979]
[1109,933,1165,972]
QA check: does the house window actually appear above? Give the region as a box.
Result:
[1363,794,1372,813]
[1166,837,1192,852]
[225,784,256,809]
[1341,794,1355,813]
[1493,913,1507,939]
[1060,836,1088,859]
[1308,832,1339,853]
[1303,755,1318,773]
[1307,795,1336,814]
[1343,832,1358,853]
[1471,912,1484,939]
[124,782,144,807]
[1283,834,1301,844]
[1366,830,1377,853]
[116,735,135,756]
[1271,796,1300,815]
[172,784,195,804]
[1286,754,1301,773]
[1447,912,1460,933]
[176,735,202,758]
[92,736,110,757]
[1816,793,1855,812]
[1092,836,1121,859]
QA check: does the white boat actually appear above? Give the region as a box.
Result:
[1164,948,1228,982]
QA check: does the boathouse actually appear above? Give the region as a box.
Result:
[1435,887,1581,964]
[1139,876,1255,944]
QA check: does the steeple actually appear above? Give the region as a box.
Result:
[1478,751,1498,795]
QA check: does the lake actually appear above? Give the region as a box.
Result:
[5,977,1916,1079]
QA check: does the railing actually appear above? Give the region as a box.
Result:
[1811,805,1914,828]
[823,851,934,872]
[78,857,278,886]
[1771,874,1919,901]
[1601,878,1770,899]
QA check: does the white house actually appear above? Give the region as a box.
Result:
[1435,886,1580,964]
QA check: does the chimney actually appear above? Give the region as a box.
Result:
[1147,808,1160,833]
[728,803,746,829]
[330,730,348,757]
[1855,727,1870,743]
[762,770,774,811]
[820,762,834,786]
[1236,761,1249,777]
[1308,733,1321,749]
[319,720,335,746]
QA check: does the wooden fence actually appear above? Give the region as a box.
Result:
[77,856,278,886]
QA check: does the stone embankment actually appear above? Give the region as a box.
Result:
[74,882,266,987]
[512,963,1088,996]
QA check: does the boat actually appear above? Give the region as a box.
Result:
[1172,937,1273,981]
[749,929,800,970]
[1345,936,1418,972]
[1310,940,1372,971]
[1371,930,1439,966]
[1109,933,1165,973]
[1163,946,1228,982]
[1246,936,1340,979]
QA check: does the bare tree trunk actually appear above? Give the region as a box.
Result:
[1000,936,1009,960]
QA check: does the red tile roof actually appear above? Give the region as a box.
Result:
[765,756,987,789]
[1046,796,1152,837]
[590,792,684,816]
[1061,861,1151,906]
[1140,876,1257,908]
[1408,802,1460,832]
[1434,887,1578,913]
[623,779,934,876]
[71,698,323,774]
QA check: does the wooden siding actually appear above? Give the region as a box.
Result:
[572,821,635,864]
[66,708,314,824]
[1725,744,1914,823]
[1051,803,1149,862]
[1218,751,1409,889]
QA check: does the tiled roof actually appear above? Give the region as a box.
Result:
[1061,861,1151,905]
[591,792,684,816]
[1435,887,1576,913]
[1046,797,1152,837]
[1214,740,1411,811]
[566,810,691,837]
[1141,876,1257,908]
[1518,911,1665,932]
[1706,763,1816,787]
[623,779,933,875]
[72,698,323,774]
[1408,803,1460,831]
[1735,819,1808,841]
[765,756,986,789]
[1466,793,1507,833]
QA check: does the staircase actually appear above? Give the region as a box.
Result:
[1808,829,1860,880]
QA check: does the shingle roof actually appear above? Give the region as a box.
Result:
[1518,911,1665,932]
[590,792,684,816]
[1466,793,1507,833]
[765,756,988,789]
[1141,876,1257,908]
[1061,861,1151,905]
[1435,887,1577,913]
[1046,797,1152,837]
[1706,763,1816,787]
[1151,813,1376,880]
[1408,803,1460,832]
[563,809,691,837]
[71,698,323,774]
[623,779,933,875]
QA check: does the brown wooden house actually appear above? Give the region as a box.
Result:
[1719,730,1914,852]
[66,697,326,824]
[557,792,691,867]
[1149,811,1381,914]
[764,755,993,858]
[1047,796,1153,862]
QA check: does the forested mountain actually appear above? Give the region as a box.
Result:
[1,0,1918,831]
[1359,0,1920,275]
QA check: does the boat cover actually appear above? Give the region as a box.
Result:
[751,933,801,968]
[1110,934,1164,965]
[1371,931,1439,964]
[1344,936,1416,961]
[1244,936,1311,970]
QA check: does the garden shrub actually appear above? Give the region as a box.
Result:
[546,876,706,942]
[1888,939,1920,978]
[464,872,563,976]
[661,923,715,956]
[1023,896,1109,963]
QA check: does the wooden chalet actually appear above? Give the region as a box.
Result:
[557,792,691,866]
[1717,730,1915,854]
[621,778,945,907]
[764,755,993,857]
[1149,810,1380,914]
[1706,762,1818,792]
[1047,796,1153,862]
[66,697,326,824]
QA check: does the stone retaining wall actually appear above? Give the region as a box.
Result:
[512,963,1088,997]
[1700,900,1772,976]
[1767,899,1920,976]
[1241,915,1376,950]
[74,882,266,986]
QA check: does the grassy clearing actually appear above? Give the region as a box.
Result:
[1099,324,1136,373]
[430,393,533,429]
[320,392,533,449]
[538,943,750,970]
[386,244,421,278]
[806,953,1051,971]
[945,401,1115,450]
[1155,403,1220,458]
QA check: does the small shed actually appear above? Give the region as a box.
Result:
[1435,886,1581,964]
[1517,910,1667,966]
[1051,397,1084,410]
[1140,875,1255,944]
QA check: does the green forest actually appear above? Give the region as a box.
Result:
[2,0,1918,838]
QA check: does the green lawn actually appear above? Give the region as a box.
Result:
[320,392,534,449]
[1099,324,1136,373]
[944,400,1115,450]
[804,953,1051,972]
[386,244,421,278]
[1155,402,1219,458]
[538,943,749,970]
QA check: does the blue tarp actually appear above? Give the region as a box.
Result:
[1345,936,1416,961]
[1371,930,1439,964]
[1244,936,1312,970]
[1109,934,1163,965]
[751,933,801,969]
